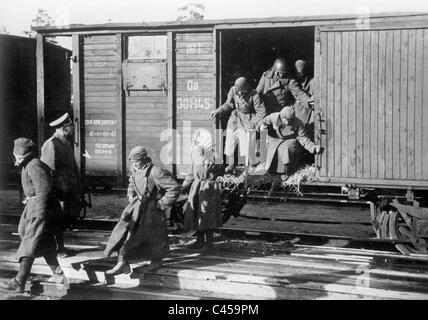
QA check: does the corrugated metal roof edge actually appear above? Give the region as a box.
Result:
[32,12,428,33]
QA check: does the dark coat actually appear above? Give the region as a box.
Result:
[216,86,266,131]
[40,132,80,201]
[294,74,314,124]
[256,69,310,117]
[41,132,81,225]
[17,156,61,260]
[104,161,181,260]
[261,113,316,172]
[182,157,224,232]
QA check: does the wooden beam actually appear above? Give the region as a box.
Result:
[36,34,46,148]
[72,34,83,176]
[115,33,125,185]
[167,31,176,176]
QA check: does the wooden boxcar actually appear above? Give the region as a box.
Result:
[0,34,71,183]
[33,13,428,253]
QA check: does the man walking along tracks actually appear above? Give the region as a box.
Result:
[0,138,65,293]
[104,147,181,275]
[40,113,81,258]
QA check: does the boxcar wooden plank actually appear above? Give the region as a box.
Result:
[176,60,214,67]
[84,102,117,108]
[84,85,117,92]
[84,49,116,57]
[399,29,409,180]
[176,73,215,79]
[347,31,356,178]
[84,91,117,97]
[176,54,214,61]
[340,32,349,178]
[363,31,371,179]
[84,35,116,44]
[385,30,394,179]
[392,30,401,179]
[85,67,117,74]
[355,31,364,178]
[84,74,116,80]
[407,29,416,180]
[423,29,428,180]
[85,96,117,103]
[326,32,335,178]
[83,43,117,51]
[84,61,117,68]
[176,34,212,42]
[333,32,342,178]
[84,56,117,62]
[318,30,327,177]
[414,29,424,180]
[370,31,379,179]
[83,79,117,86]
[377,30,387,179]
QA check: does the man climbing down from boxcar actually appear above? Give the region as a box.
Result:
[104,147,181,274]
[182,129,224,251]
[256,58,313,124]
[210,77,266,173]
[293,59,315,136]
[258,106,322,181]
[0,138,65,293]
[40,113,81,258]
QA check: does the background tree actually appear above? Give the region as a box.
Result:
[0,26,10,34]
[177,3,205,22]
[22,8,57,44]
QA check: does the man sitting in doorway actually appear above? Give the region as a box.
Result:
[210,77,266,173]
[258,106,322,181]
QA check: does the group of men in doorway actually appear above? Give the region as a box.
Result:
[211,58,322,181]
[0,58,323,293]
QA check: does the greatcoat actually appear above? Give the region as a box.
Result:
[104,161,181,260]
[261,112,316,173]
[17,155,61,261]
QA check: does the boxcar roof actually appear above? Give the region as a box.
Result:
[33,12,428,34]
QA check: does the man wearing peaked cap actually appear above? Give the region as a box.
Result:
[0,138,65,293]
[104,147,181,274]
[40,112,81,258]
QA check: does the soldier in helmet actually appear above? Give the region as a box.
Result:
[40,113,81,258]
[293,59,315,130]
[256,58,313,118]
[258,106,322,180]
[104,147,181,274]
[210,77,266,173]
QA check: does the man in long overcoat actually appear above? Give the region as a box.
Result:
[210,77,266,173]
[0,138,64,293]
[40,113,81,257]
[256,58,312,123]
[104,147,181,274]
[259,106,322,179]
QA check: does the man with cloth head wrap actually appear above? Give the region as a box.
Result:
[104,147,181,274]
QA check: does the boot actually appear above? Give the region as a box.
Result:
[188,231,205,250]
[146,259,163,272]
[106,246,131,275]
[45,254,66,283]
[204,230,214,251]
[0,257,34,293]
[105,260,131,275]
[225,156,235,174]
[0,279,25,293]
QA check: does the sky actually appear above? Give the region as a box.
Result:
[1,0,427,42]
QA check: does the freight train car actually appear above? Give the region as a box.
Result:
[33,12,428,254]
[0,34,71,183]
